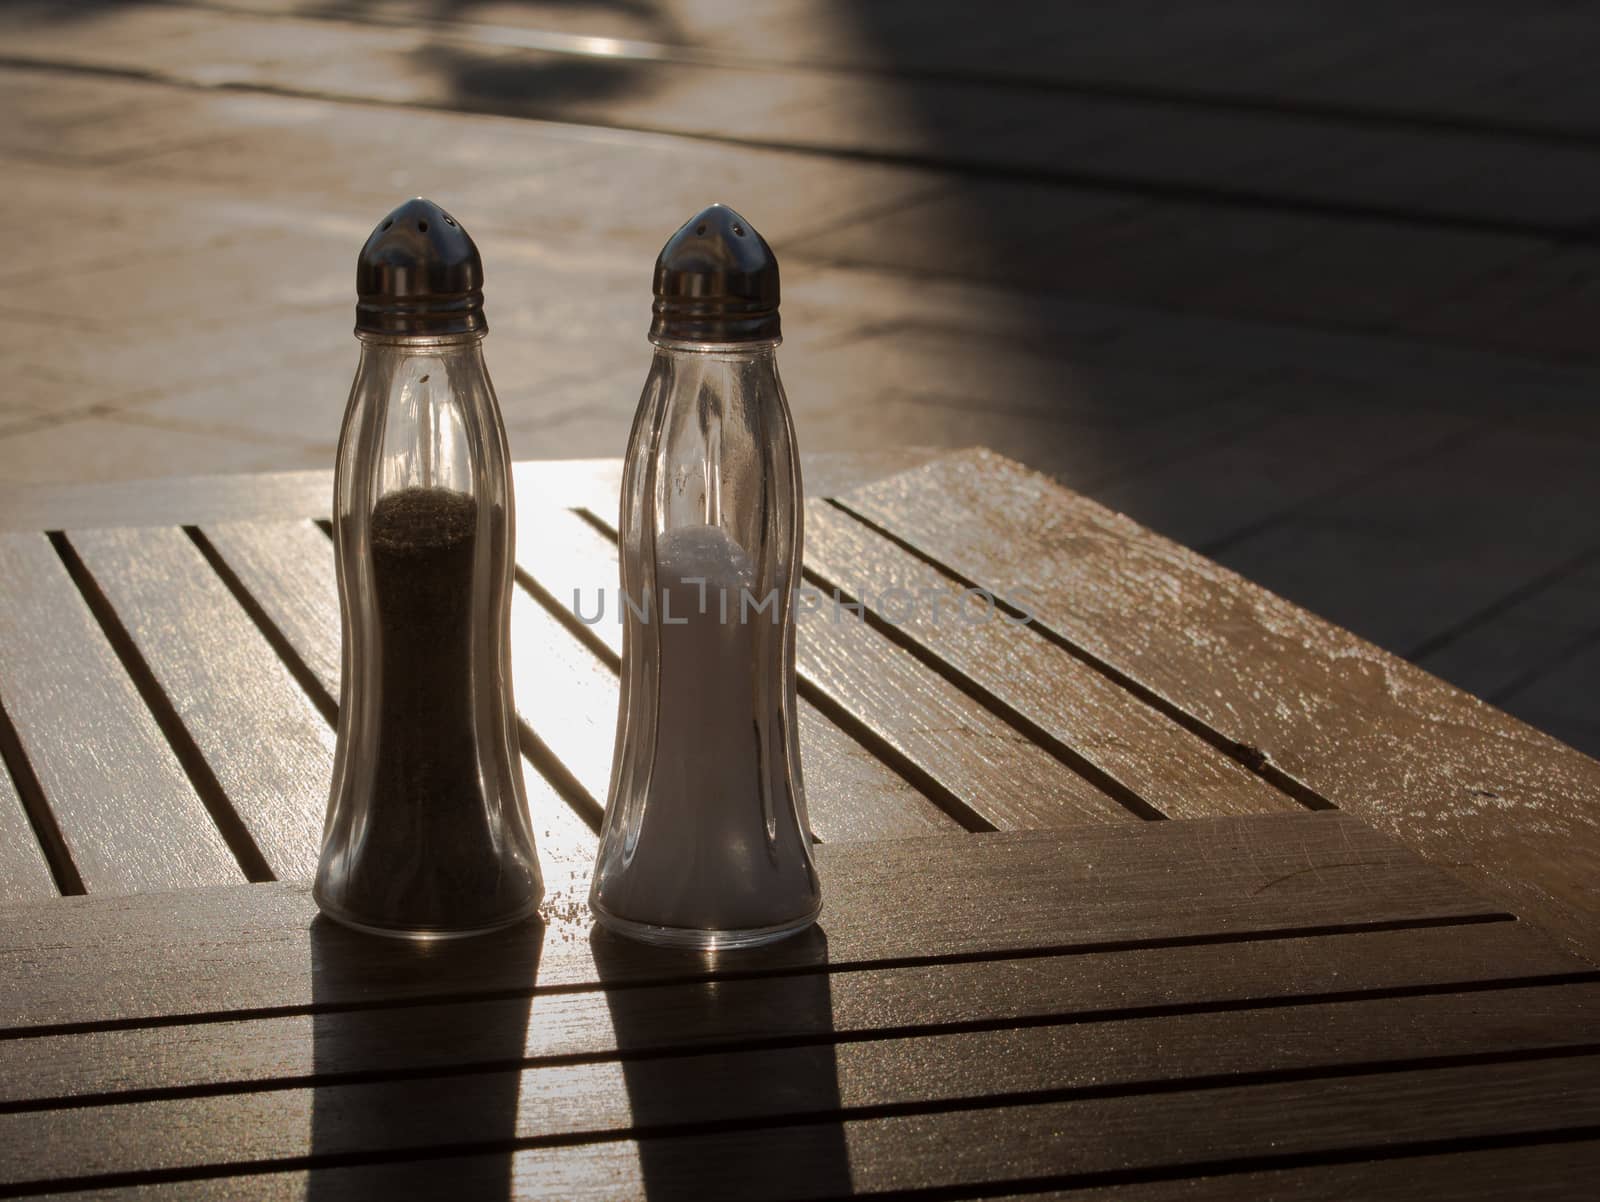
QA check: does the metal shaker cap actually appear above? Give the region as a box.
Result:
[355,198,486,337]
[650,204,780,344]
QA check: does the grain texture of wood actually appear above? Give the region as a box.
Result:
[4,924,1586,1106]
[0,815,1511,1031]
[82,1141,1600,1202]
[515,505,958,839]
[838,448,1600,962]
[0,451,943,532]
[198,519,599,872]
[7,1056,1596,1199]
[576,1057,1599,1202]
[0,758,54,904]
[986,1143,1600,1201]
[67,525,333,882]
[4,990,1595,1187]
[805,499,1298,820]
[0,534,240,893]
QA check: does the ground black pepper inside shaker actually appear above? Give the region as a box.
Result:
[339,488,497,922]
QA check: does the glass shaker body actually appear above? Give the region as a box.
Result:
[590,339,820,949]
[317,332,542,938]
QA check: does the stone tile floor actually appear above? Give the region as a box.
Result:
[4,0,1599,758]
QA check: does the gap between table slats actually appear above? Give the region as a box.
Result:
[0,720,58,903]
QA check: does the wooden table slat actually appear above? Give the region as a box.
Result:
[804,499,1299,820]
[0,814,1513,1031]
[0,533,241,893]
[838,449,1600,962]
[2,920,1585,1107]
[0,752,55,904]
[74,1141,1600,1202]
[196,518,600,874]
[66,525,333,882]
[522,504,1128,832]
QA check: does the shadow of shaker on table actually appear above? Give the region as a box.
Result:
[591,925,852,1199]
[307,915,543,1198]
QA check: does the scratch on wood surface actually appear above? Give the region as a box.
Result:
[1251,860,1397,896]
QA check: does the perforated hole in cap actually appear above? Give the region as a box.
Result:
[418,220,429,232]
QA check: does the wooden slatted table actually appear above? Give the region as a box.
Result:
[1,447,1597,1199]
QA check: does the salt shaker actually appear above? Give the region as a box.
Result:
[590,203,821,950]
[316,197,543,939]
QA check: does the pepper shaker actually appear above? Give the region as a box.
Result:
[316,198,543,939]
[590,203,821,950]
